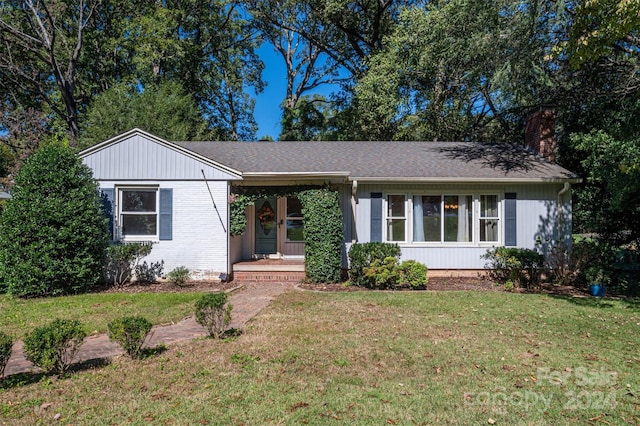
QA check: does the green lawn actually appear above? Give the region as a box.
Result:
[0,291,207,338]
[1,290,639,425]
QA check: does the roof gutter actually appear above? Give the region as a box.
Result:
[349,177,582,184]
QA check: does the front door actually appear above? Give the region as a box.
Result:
[255,197,278,255]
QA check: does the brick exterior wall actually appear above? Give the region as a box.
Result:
[525,108,556,162]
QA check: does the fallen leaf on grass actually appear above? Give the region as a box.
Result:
[289,402,309,412]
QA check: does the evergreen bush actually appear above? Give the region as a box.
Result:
[348,242,401,287]
[107,316,153,359]
[396,260,428,289]
[106,242,153,286]
[195,293,233,339]
[482,247,545,289]
[0,145,109,297]
[166,266,191,286]
[298,188,344,283]
[23,319,86,375]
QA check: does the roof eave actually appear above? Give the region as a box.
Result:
[349,176,582,184]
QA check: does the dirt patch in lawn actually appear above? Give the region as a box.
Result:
[298,276,503,292]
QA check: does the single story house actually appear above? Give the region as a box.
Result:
[79,113,579,281]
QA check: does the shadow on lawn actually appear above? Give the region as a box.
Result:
[548,294,640,312]
[1,358,112,390]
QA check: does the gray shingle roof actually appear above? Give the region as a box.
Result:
[172,140,579,182]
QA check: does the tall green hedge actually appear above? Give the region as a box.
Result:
[298,188,344,283]
[0,145,110,297]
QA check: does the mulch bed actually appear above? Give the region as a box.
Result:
[99,276,589,297]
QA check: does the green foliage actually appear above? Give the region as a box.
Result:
[482,247,545,289]
[195,293,233,339]
[79,81,212,148]
[0,331,13,379]
[396,260,428,290]
[229,193,255,237]
[134,260,165,284]
[364,257,399,289]
[348,242,402,288]
[0,145,109,297]
[23,319,86,375]
[298,188,344,284]
[167,266,191,287]
[572,131,640,245]
[107,316,153,360]
[106,243,154,287]
[280,95,335,141]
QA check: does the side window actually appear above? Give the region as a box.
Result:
[479,194,499,242]
[286,196,304,241]
[386,194,406,242]
[118,188,158,239]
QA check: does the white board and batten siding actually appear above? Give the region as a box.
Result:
[80,131,240,279]
[351,182,572,270]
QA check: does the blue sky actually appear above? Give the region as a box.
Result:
[253,44,286,139]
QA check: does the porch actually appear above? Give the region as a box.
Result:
[232,258,306,283]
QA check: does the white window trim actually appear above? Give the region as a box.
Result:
[405,192,502,247]
[384,193,408,243]
[115,185,160,242]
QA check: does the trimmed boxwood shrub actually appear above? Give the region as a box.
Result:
[348,242,401,287]
[195,293,233,339]
[0,331,13,379]
[298,188,344,283]
[397,260,428,289]
[0,145,110,297]
[108,316,153,359]
[23,319,86,375]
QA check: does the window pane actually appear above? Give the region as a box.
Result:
[413,195,441,242]
[387,219,405,242]
[122,190,156,212]
[387,195,405,217]
[480,219,499,242]
[286,197,304,241]
[444,195,472,242]
[122,214,157,236]
[481,195,498,218]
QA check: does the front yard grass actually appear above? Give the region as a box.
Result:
[0,292,207,338]
[1,290,639,424]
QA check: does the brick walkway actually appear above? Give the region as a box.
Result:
[3,282,295,377]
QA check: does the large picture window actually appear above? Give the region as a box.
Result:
[119,188,158,238]
[411,193,499,244]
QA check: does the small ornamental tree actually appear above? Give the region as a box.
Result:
[0,145,110,297]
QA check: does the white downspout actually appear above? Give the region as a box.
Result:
[351,180,358,243]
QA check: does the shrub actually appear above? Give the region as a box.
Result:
[108,316,153,359]
[134,260,164,284]
[0,331,13,379]
[396,260,428,290]
[106,242,153,286]
[364,256,399,289]
[23,319,86,375]
[0,145,110,297]
[167,266,191,286]
[195,293,233,339]
[482,247,545,289]
[298,188,344,283]
[348,242,402,287]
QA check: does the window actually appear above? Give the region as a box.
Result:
[119,188,158,238]
[286,196,304,242]
[479,194,499,242]
[386,194,406,242]
[412,194,499,244]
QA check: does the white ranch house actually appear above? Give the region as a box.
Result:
[80,121,579,281]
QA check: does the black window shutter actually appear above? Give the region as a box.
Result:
[504,193,517,246]
[370,192,383,242]
[100,188,115,241]
[159,188,173,240]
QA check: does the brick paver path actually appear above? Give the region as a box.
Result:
[3,282,294,377]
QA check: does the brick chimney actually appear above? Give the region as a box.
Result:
[525,107,556,162]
